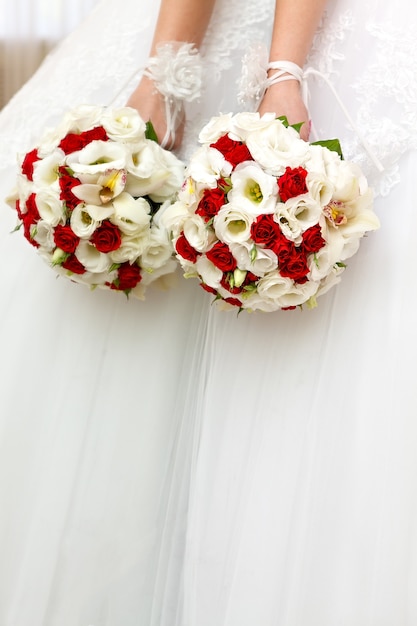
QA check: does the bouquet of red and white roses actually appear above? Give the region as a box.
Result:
[161,112,380,311]
[7,105,184,297]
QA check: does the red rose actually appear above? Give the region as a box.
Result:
[53,224,80,253]
[114,262,142,291]
[15,199,24,220]
[250,214,281,249]
[220,274,242,294]
[91,220,122,253]
[58,125,109,154]
[59,166,81,210]
[200,283,218,295]
[196,187,225,222]
[206,241,237,272]
[62,254,86,274]
[245,271,259,284]
[271,230,294,260]
[21,148,40,181]
[175,233,200,263]
[224,296,242,307]
[279,246,309,283]
[302,223,326,254]
[210,134,253,168]
[278,166,308,202]
[24,193,40,223]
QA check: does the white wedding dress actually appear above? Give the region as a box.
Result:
[0,0,416,624]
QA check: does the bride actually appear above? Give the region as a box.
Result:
[0,0,416,624]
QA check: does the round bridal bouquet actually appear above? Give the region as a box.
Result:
[7,105,184,298]
[162,112,380,312]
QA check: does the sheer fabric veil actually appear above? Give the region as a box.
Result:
[0,0,416,624]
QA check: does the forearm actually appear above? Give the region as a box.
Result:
[149,0,217,52]
[269,0,328,66]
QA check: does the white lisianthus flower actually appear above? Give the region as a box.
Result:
[198,113,234,144]
[75,239,112,273]
[213,205,254,244]
[196,255,223,288]
[228,163,278,215]
[230,242,278,276]
[67,141,127,175]
[183,214,214,252]
[70,205,100,238]
[140,227,173,270]
[109,234,148,263]
[35,189,65,227]
[111,193,151,236]
[187,146,233,186]
[37,106,105,154]
[274,205,303,244]
[246,120,309,176]
[32,150,64,187]
[101,106,147,142]
[284,193,323,233]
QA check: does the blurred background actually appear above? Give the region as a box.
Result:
[0,0,99,108]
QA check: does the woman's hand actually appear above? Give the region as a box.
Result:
[258,78,310,141]
[126,76,184,150]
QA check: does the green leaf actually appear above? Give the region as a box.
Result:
[276,115,289,127]
[290,121,304,134]
[311,138,344,159]
[145,120,159,143]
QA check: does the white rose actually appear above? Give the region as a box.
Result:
[248,271,293,309]
[32,220,55,251]
[156,199,191,239]
[109,234,147,263]
[111,193,151,236]
[35,189,65,226]
[230,111,276,141]
[140,257,178,287]
[140,227,173,270]
[196,255,223,288]
[230,242,278,276]
[246,120,309,176]
[101,106,147,142]
[306,170,334,208]
[183,214,214,252]
[75,239,112,273]
[213,205,254,244]
[228,163,278,215]
[198,113,234,144]
[61,105,105,133]
[187,146,233,186]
